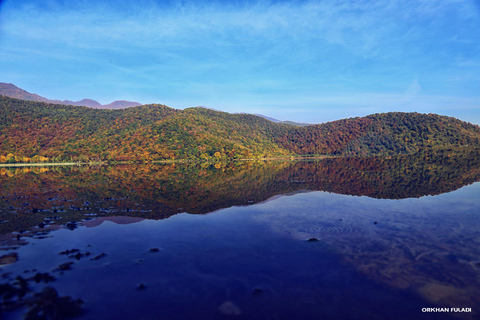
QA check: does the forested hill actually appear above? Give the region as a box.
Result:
[280,112,480,156]
[1,95,480,163]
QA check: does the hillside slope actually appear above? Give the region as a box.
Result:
[0,96,291,162]
[0,96,179,162]
[1,96,480,162]
[0,83,50,103]
[278,112,480,156]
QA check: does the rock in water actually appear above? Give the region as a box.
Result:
[219,301,242,316]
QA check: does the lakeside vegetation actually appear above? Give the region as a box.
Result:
[1,95,480,163]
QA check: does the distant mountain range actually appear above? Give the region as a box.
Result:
[0,82,141,109]
[252,114,310,127]
[1,94,480,163]
[233,112,309,127]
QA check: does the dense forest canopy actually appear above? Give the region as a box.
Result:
[1,95,480,163]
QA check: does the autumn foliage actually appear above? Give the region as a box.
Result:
[1,95,480,163]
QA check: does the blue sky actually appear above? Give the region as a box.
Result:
[1,0,479,124]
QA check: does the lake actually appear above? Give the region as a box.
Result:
[1,148,480,319]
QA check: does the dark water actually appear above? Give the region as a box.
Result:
[1,148,480,319]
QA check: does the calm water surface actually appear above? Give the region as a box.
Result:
[1,149,480,319]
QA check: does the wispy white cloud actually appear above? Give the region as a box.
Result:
[404,79,421,99]
[1,0,479,123]
[4,0,478,66]
[0,1,396,50]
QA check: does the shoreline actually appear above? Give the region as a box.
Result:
[0,156,336,167]
[0,162,92,167]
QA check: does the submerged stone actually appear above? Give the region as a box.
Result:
[25,287,83,320]
[54,262,74,272]
[90,253,107,261]
[31,272,56,283]
[0,253,18,266]
[219,301,242,316]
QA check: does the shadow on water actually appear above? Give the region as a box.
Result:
[0,147,479,319]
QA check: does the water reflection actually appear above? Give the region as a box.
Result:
[1,147,479,236]
[1,148,479,319]
[254,186,480,314]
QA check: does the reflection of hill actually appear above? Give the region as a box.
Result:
[82,216,145,228]
[1,147,479,235]
[280,147,480,199]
